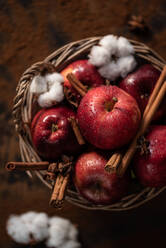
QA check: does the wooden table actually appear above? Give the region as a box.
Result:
[1,0,166,247]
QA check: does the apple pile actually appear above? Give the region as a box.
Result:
[30,38,166,206]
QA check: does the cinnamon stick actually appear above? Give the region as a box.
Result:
[118,80,166,176]
[68,117,85,145]
[6,161,49,171]
[67,73,87,97]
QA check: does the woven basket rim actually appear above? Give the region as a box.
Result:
[13,36,166,211]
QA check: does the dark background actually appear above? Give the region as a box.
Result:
[1,0,166,247]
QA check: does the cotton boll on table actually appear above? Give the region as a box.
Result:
[46,217,80,248]
[6,212,49,244]
[7,215,31,244]
[6,212,81,247]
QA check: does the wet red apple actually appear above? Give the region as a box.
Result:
[31,106,80,160]
[77,85,141,150]
[74,151,130,205]
[61,59,104,100]
[134,125,166,187]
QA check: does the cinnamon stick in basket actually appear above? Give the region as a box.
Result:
[67,73,87,97]
[68,117,85,145]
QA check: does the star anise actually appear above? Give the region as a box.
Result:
[128,15,147,32]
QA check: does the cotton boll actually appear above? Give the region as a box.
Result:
[68,224,79,241]
[30,75,47,94]
[117,37,134,57]
[46,217,71,247]
[7,215,30,244]
[99,35,118,55]
[117,55,137,78]
[59,240,81,248]
[45,72,64,88]
[98,62,120,81]
[30,213,49,242]
[38,82,64,108]
[89,45,110,67]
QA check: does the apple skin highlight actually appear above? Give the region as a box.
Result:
[77,85,141,150]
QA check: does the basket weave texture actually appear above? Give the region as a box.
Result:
[13,37,166,211]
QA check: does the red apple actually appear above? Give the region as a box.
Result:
[74,151,130,205]
[61,59,104,99]
[77,85,141,150]
[134,125,166,187]
[118,64,166,120]
[31,106,80,160]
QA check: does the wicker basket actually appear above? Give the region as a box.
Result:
[13,36,166,211]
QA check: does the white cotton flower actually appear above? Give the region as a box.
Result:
[38,82,64,108]
[46,217,71,247]
[99,34,118,55]
[29,213,49,242]
[117,55,137,78]
[117,36,134,57]
[98,62,120,81]
[45,72,64,88]
[88,45,110,67]
[6,215,30,244]
[59,240,81,248]
[30,75,47,94]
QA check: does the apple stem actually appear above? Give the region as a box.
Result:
[137,135,150,155]
[104,97,118,112]
[51,123,58,133]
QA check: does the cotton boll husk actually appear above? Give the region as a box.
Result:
[117,55,137,78]
[117,37,134,57]
[46,217,71,247]
[98,62,120,81]
[99,35,118,55]
[45,72,64,88]
[7,215,30,244]
[30,75,47,94]
[89,45,110,67]
[38,82,64,108]
[59,240,81,248]
[68,224,79,241]
[30,213,49,242]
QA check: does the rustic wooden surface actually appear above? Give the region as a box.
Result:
[1,0,166,247]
